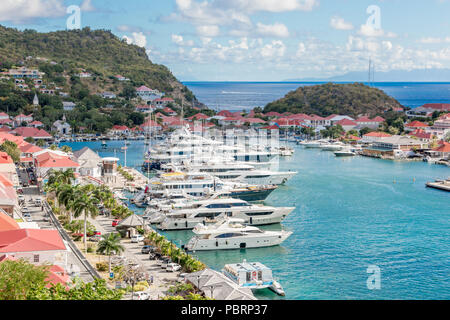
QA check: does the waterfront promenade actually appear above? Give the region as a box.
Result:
[87,215,180,300]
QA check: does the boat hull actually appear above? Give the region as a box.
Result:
[186,231,292,251]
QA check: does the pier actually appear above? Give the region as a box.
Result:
[426,179,450,192]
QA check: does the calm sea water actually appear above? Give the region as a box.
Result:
[60,139,450,300]
[184,81,450,111]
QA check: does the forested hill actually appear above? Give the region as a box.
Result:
[264,83,404,117]
[0,25,197,105]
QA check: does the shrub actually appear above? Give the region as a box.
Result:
[96,262,108,272]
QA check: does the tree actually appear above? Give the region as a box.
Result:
[359,127,373,137]
[96,233,125,274]
[0,140,20,163]
[0,259,49,300]
[72,185,100,252]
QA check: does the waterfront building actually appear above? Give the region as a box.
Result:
[52,115,72,136]
[187,113,210,121]
[406,103,450,118]
[362,135,428,158]
[433,142,450,160]
[185,269,257,300]
[101,157,119,184]
[33,150,79,179]
[110,125,130,135]
[326,115,356,126]
[72,147,103,178]
[361,132,392,144]
[0,113,9,121]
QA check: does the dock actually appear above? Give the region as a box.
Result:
[426,179,450,192]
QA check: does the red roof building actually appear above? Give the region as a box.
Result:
[433,142,450,153]
[188,113,210,121]
[217,110,234,118]
[406,121,429,129]
[0,229,67,253]
[11,127,52,140]
[0,211,20,232]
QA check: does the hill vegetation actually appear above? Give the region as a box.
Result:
[0,25,206,133]
[264,83,404,118]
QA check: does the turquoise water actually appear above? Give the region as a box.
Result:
[61,140,450,300]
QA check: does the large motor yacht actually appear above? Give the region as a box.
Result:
[157,198,294,230]
[185,218,293,251]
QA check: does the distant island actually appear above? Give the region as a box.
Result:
[285,69,450,82]
[264,83,403,118]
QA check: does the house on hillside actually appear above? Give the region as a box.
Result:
[63,102,76,111]
[136,86,163,102]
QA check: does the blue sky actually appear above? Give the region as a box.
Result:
[1,0,450,81]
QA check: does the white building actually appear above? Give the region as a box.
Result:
[72,147,102,178]
[52,115,72,135]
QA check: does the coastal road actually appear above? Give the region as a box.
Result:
[18,177,95,283]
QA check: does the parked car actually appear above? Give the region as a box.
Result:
[166,263,182,272]
[141,245,154,254]
[89,235,102,242]
[112,219,120,227]
[25,217,33,222]
[131,235,144,243]
[23,213,31,218]
[132,292,150,301]
[161,258,172,269]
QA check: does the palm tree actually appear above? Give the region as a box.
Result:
[96,233,125,274]
[72,187,100,252]
[57,184,78,222]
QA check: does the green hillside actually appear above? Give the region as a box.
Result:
[0,25,197,104]
[264,83,403,117]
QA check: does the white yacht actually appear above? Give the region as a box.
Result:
[157,198,294,230]
[222,260,285,296]
[300,140,327,148]
[185,218,292,251]
[334,146,357,157]
[167,162,297,186]
[320,142,345,151]
[140,172,278,202]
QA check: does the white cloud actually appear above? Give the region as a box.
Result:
[0,0,66,23]
[80,0,96,12]
[357,25,397,38]
[218,0,319,13]
[296,42,306,57]
[171,34,195,46]
[196,25,220,37]
[122,32,147,48]
[260,40,286,58]
[330,16,353,30]
[256,23,290,38]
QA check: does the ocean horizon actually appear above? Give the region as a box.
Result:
[183,81,450,112]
